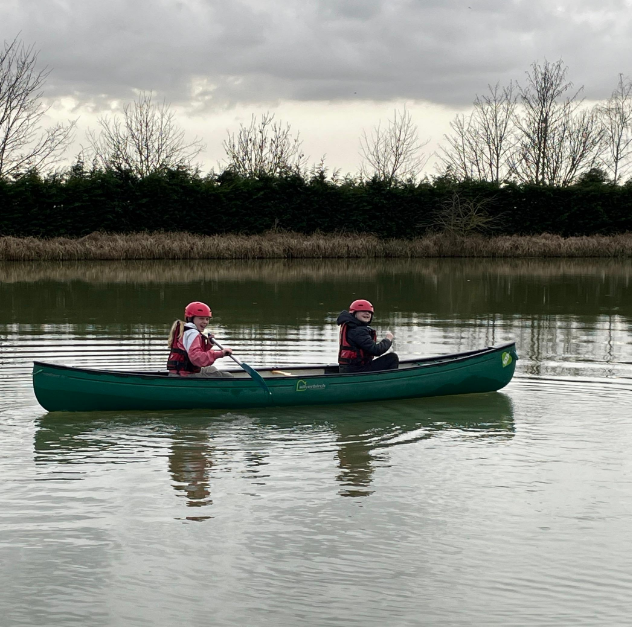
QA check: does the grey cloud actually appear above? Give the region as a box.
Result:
[318,0,384,21]
[2,0,631,109]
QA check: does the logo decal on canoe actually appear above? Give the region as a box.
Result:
[296,379,326,392]
[501,352,513,368]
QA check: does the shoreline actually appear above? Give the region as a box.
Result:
[2,231,632,261]
[2,257,630,285]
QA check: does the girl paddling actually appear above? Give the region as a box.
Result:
[167,301,234,377]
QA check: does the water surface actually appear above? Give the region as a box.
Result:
[1,258,631,626]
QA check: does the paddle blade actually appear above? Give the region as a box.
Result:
[240,361,272,398]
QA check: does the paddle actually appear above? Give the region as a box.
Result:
[210,337,272,399]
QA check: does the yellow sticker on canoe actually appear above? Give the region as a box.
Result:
[501,352,513,367]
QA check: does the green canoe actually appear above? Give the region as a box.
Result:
[32,342,517,413]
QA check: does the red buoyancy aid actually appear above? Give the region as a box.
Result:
[167,329,212,374]
[338,323,377,367]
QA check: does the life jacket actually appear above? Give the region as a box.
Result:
[338,323,376,367]
[167,325,212,374]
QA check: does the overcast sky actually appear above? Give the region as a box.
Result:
[3,0,632,174]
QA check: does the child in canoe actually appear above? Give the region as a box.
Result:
[337,299,399,373]
[167,301,234,377]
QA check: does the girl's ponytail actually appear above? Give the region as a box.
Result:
[168,320,185,347]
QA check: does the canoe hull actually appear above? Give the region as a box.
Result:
[33,343,518,413]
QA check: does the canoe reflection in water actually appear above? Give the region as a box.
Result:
[34,392,514,513]
[319,392,514,497]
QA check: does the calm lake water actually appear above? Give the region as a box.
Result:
[1,258,631,627]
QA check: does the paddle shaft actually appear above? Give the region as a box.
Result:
[210,338,244,368]
[210,337,272,398]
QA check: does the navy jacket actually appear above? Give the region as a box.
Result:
[336,311,392,358]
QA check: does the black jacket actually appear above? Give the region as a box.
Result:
[336,311,392,357]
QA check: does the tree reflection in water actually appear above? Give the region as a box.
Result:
[3,257,631,382]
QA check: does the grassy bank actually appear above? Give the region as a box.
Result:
[2,231,632,261]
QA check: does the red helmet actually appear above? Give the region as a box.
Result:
[184,301,212,318]
[349,299,374,313]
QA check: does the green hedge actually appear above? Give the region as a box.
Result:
[1,169,632,238]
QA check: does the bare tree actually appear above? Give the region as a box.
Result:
[510,60,577,185]
[438,113,479,181]
[545,107,605,186]
[473,83,517,183]
[0,36,75,178]
[432,192,497,236]
[360,107,429,185]
[87,92,204,176]
[509,59,604,186]
[597,74,632,184]
[222,113,306,178]
[439,83,517,183]
[438,60,607,186]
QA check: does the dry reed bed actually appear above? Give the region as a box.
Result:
[2,232,632,261]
